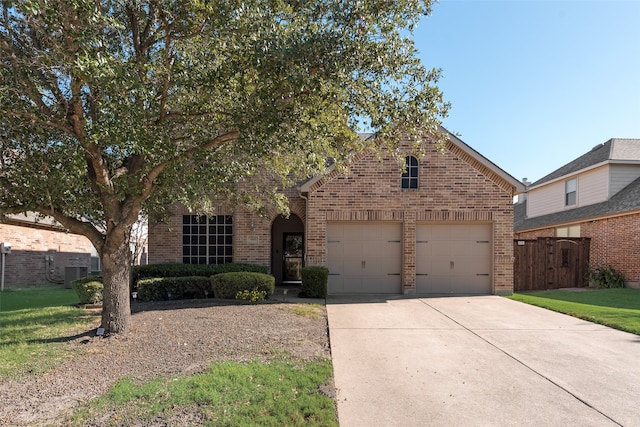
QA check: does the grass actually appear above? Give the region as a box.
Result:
[69,358,337,426]
[0,287,338,426]
[0,287,100,379]
[288,303,323,318]
[507,288,640,335]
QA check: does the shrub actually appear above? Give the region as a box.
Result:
[235,288,268,303]
[210,272,275,299]
[586,264,626,288]
[136,276,212,302]
[301,266,329,298]
[132,263,268,289]
[71,276,103,304]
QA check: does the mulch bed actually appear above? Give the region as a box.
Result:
[0,299,332,426]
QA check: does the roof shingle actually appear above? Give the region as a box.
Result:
[532,138,640,186]
[515,176,640,231]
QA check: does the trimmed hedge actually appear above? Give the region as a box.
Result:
[71,275,104,304]
[136,276,212,302]
[132,263,268,288]
[210,272,275,299]
[301,266,329,298]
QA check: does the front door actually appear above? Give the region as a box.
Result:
[283,233,304,282]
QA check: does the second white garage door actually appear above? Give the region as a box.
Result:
[327,222,402,294]
[416,224,492,294]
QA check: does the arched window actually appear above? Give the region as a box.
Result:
[401,156,419,189]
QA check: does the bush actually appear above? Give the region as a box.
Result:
[586,264,626,288]
[301,266,329,298]
[71,276,103,304]
[136,276,212,302]
[132,263,268,289]
[210,272,275,299]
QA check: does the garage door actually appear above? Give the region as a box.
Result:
[327,222,402,294]
[416,224,492,294]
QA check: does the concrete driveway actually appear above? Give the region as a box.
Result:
[327,295,640,427]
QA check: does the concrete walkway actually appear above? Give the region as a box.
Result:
[327,295,640,427]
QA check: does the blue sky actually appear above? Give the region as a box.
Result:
[414,0,640,183]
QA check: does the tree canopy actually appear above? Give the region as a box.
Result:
[0,0,448,332]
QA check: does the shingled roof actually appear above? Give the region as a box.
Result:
[515,176,640,231]
[532,138,640,186]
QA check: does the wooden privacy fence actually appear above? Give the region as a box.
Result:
[514,237,591,292]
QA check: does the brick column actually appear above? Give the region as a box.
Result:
[403,211,416,294]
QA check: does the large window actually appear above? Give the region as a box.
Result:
[565,178,577,206]
[401,156,419,189]
[182,215,233,264]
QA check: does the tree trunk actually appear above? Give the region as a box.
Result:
[100,233,132,334]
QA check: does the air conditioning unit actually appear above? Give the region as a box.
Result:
[64,266,89,288]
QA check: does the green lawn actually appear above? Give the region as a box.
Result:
[507,288,640,335]
[69,359,337,426]
[0,287,99,379]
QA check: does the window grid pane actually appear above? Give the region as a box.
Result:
[182,215,233,264]
[401,156,419,189]
[565,179,577,206]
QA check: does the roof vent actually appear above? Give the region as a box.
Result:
[590,143,603,152]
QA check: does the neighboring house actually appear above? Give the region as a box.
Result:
[0,213,95,288]
[149,129,524,295]
[514,138,640,288]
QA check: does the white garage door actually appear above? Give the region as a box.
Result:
[327,222,402,294]
[416,224,492,294]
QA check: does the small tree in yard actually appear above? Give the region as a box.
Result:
[0,0,448,334]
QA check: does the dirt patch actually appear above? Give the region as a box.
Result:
[0,299,331,426]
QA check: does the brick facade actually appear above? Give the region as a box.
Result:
[148,191,306,270]
[303,139,516,295]
[0,221,92,288]
[515,212,640,287]
[149,136,518,295]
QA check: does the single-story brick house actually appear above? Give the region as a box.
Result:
[149,129,524,295]
[0,213,95,288]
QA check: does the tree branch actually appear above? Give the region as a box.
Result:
[158,34,172,121]
[138,130,241,207]
[1,204,105,254]
[158,109,233,124]
[6,111,74,135]
[43,208,105,254]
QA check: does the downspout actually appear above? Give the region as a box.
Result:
[298,189,309,267]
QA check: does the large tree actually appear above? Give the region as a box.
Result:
[0,0,448,333]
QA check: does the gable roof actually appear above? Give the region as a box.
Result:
[532,138,640,186]
[445,129,525,193]
[299,127,525,194]
[515,176,640,231]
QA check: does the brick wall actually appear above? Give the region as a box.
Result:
[514,212,640,287]
[149,139,517,294]
[148,195,306,271]
[514,228,554,239]
[304,139,516,295]
[0,222,92,288]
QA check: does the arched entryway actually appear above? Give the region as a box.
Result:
[271,214,304,284]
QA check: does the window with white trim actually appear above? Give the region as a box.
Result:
[401,156,419,189]
[556,225,580,238]
[182,215,233,264]
[565,178,577,206]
